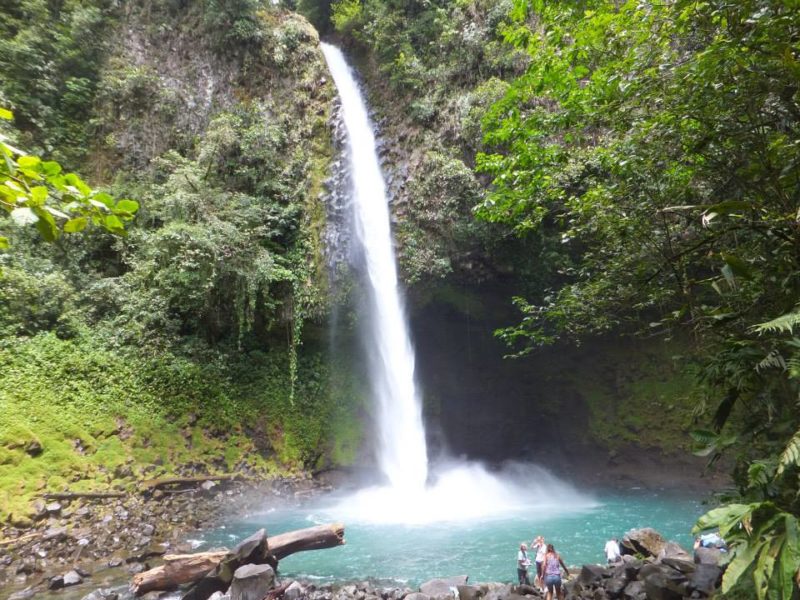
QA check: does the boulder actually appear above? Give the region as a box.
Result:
[45,502,62,514]
[207,593,229,600]
[622,580,646,600]
[659,558,695,575]
[688,564,722,595]
[456,585,485,600]
[641,565,688,600]
[655,542,691,564]
[578,564,610,586]
[514,584,536,595]
[284,581,305,600]
[405,594,431,600]
[605,576,627,599]
[419,577,468,597]
[622,528,667,558]
[182,528,271,600]
[229,564,275,600]
[693,547,722,566]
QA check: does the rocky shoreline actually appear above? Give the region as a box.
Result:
[0,477,329,600]
[1,479,724,600]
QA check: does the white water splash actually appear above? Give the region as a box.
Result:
[321,44,596,524]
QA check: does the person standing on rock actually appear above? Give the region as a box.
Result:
[604,537,621,564]
[517,542,532,585]
[542,543,569,600]
[530,535,546,589]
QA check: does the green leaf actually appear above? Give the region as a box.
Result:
[63,217,88,233]
[721,253,754,280]
[0,108,12,120]
[722,540,758,594]
[103,214,125,233]
[92,191,114,208]
[0,236,9,249]
[29,186,48,205]
[17,155,42,169]
[41,161,62,177]
[33,208,58,242]
[779,516,800,600]
[114,199,139,214]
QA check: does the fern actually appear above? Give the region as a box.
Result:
[776,428,800,477]
[754,311,800,335]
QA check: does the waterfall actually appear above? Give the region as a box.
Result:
[320,44,596,524]
[321,43,428,491]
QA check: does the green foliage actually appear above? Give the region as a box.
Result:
[694,502,800,600]
[478,1,800,595]
[0,109,138,247]
[0,0,114,166]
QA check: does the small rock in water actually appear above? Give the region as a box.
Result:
[81,589,120,600]
[63,569,83,586]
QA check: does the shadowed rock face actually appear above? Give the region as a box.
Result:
[408,282,725,489]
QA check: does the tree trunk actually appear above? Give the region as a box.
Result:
[129,523,345,596]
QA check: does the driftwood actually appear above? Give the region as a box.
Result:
[43,491,126,500]
[0,532,40,547]
[130,523,345,596]
[141,474,239,491]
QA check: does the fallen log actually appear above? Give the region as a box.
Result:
[269,522,345,560]
[141,474,239,491]
[130,523,345,596]
[43,491,127,500]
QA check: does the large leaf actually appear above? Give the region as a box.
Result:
[722,540,759,594]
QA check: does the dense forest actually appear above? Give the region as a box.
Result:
[1,0,799,597]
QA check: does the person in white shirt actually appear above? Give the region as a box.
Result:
[517,542,532,585]
[530,535,546,588]
[604,537,621,564]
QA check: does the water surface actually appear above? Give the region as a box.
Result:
[197,489,703,587]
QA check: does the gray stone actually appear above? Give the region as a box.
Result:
[622,528,667,558]
[404,595,430,600]
[659,557,695,574]
[578,564,610,586]
[285,581,305,600]
[693,547,722,566]
[63,570,83,586]
[456,585,485,600]
[81,588,120,600]
[655,542,691,564]
[605,576,627,599]
[688,564,722,595]
[32,499,47,520]
[229,563,275,600]
[641,566,687,600]
[622,580,645,600]
[419,577,468,597]
[208,593,230,600]
[45,502,62,514]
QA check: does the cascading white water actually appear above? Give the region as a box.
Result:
[321,43,428,491]
[321,44,596,524]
